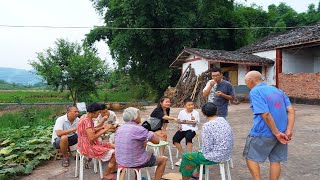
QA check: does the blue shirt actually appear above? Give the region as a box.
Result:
[249,83,291,137]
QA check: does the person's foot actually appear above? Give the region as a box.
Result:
[61,157,69,167]
[175,159,182,166]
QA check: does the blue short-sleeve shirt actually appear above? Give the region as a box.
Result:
[249,83,291,137]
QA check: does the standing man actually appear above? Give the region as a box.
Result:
[51,106,79,167]
[243,71,295,180]
[203,67,235,119]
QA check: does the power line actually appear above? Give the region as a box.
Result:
[0,24,317,30]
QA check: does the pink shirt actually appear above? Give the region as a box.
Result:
[115,121,154,167]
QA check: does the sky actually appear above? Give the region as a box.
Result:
[0,0,319,70]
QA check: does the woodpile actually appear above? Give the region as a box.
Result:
[164,64,211,108]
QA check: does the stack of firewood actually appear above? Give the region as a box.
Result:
[164,64,211,108]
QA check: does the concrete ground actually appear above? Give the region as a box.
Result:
[20,103,320,180]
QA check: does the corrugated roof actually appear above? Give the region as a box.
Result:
[237,23,320,53]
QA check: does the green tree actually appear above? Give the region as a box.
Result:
[30,39,108,104]
[87,0,235,96]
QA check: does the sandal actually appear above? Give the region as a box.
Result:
[61,158,69,167]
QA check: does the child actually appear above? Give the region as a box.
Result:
[179,102,233,180]
[173,97,200,166]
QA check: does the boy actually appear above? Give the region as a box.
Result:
[173,97,200,166]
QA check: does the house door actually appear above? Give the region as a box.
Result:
[229,71,238,86]
[221,63,238,86]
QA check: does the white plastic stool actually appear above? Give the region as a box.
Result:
[176,132,201,158]
[146,141,174,170]
[199,160,231,180]
[74,150,103,180]
[116,164,151,180]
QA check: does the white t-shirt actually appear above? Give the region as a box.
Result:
[177,109,200,131]
[94,110,122,127]
[51,114,79,143]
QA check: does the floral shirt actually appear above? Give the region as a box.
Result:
[201,117,233,162]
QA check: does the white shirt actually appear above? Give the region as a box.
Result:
[177,109,200,131]
[51,114,79,143]
[203,80,217,103]
[94,110,122,127]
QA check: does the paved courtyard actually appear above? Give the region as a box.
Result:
[20,103,320,180]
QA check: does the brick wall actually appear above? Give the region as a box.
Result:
[279,73,320,99]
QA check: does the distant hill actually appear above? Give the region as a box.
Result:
[0,67,42,85]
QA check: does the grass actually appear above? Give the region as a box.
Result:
[0,106,65,129]
[0,89,148,103]
[0,91,68,103]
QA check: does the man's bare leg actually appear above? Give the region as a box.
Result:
[246,160,261,180]
[270,162,281,180]
[154,156,167,180]
[59,135,69,157]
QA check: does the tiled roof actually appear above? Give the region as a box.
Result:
[170,48,274,67]
[237,23,320,53]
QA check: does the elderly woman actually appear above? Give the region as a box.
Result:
[179,102,234,180]
[77,102,118,180]
[115,107,167,180]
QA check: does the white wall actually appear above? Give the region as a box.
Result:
[283,49,314,73]
[313,47,320,72]
[266,65,276,85]
[182,55,208,76]
[253,50,276,85]
[238,65,247,85]
[253,50,276,60]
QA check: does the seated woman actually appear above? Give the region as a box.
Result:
[115,107,167,180]
[142,96,178,154]
[77,102,118,180]
[179,102,234,180]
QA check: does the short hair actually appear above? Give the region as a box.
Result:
[183,96,193,104]
[123,107,140,122]
[87,102,102,113]
[67,105,78,112]
[201,102,217,117]
[100,104,107,110]
[211,67,222,74]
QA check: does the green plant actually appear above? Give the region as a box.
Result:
[12,96,23,104]
[0,126,54,179]
[0,106,63,129]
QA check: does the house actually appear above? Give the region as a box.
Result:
[170,23,320,103]
[169,48,274,94]
[238,23,320,102]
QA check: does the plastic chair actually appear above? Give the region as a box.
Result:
[116,164,151,180]
[146,141,174,170]
[199,160,231,180]
[74,150,103,180]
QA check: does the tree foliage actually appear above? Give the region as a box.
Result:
[87,0,235,96]
[30,39,108,104]
[87,0,320,96]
